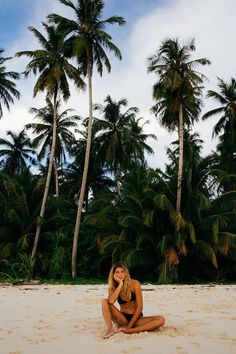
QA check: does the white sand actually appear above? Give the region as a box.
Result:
[0,284,235,354]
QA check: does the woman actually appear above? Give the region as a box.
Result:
[101,262,165,339]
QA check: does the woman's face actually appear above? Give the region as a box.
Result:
[114,266,126,281]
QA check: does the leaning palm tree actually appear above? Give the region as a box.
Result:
[0,49,20,118]
[148,38,210,224]
[0,129,36,173]
[48,0,125,277]
[16,23,84,259]
[26,97,80,196]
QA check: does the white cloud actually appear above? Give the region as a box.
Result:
[0,0,235,170]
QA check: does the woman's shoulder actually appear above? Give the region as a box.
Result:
[131,279,141,288]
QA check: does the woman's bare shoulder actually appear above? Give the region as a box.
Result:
[131,279,141,288]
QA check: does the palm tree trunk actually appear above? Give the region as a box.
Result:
[31,92,58,259]
[115,171,121,196]
[54,158,59,197]
[71,59,93,278]
[114,161,121,197]
[176,102,184,230]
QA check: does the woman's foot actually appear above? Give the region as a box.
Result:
[119,327,135,334]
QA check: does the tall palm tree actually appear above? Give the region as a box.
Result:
[0,49,20,118]
[48,0,125,277]
[0,130,36,174]
[16,23,84,259]
[202,77,236,182]
[26,97,80,195]
[94,95,156,194]
[147,38,210,224]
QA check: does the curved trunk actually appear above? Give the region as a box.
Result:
[54,158,59,197]
[176,102,184,230]
[71,59,93,278]
[31,92,58,259]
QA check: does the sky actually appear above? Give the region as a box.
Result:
[0,0,235,170]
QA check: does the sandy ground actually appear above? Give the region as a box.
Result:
[0,284,235,354]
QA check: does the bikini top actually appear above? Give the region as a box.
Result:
[118,290,136,304]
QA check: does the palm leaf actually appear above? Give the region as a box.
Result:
[142,210,154,227]
[137,233,155,249]
[194,240,218,268]
[125,249,155,268]
[187,222,196,243]
[120,215,142,230]
[165,247,179,267]
[154,193,174,211]
[169,211,187,229]
[218,232,236,256]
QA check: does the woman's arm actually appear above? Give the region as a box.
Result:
[127,280,143,328]
[108,278,123,304]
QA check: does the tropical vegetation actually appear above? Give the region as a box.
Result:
[0,0,235,284]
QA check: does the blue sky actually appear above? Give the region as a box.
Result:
[0,1,32,48]
[0,0,162,50]
[0,0,235,170]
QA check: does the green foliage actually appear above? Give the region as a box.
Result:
[0,253,35,280]
[0,16,235,283]
[194,241,218,268]
[48,231,70,277]
[0,49,20,118]
[158,261,178,284]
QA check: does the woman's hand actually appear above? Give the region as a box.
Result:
[114,273,123,285]
[119,326,132,334]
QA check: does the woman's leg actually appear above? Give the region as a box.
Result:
[121,315,165,334]
[101,299,113,338]
[101,299,128,338]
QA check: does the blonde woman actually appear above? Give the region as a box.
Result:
[101,262,165,339]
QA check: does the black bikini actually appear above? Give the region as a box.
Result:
[118,290,136,304]
[118,290,143,322]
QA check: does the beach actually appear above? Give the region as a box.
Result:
[0,284,235,354]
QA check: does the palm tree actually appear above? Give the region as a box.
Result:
[0,171,41,261]
[64,121,113,206]
[48,0,125,277]
[202,77,236,183]
[162,131,236,281]
[147,38,210,223]
[16,22,84,259]
[26,97,80,195]
[0,49,20,118]
[0,130,36,173]
[94,95,156,195]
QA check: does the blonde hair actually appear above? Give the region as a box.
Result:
[108,262,132,301]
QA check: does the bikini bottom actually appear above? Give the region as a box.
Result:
[121,312,143,322]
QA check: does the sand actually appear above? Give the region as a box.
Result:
[0,284,235,354]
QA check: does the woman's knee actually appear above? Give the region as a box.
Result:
[101,298,109,307]
[157,316,165,327]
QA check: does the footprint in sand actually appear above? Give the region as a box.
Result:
[176,346,188,354]
[35,324,54,330]
[33,338,50,345]
[122,346,142,353]
[190,342,200,349]
[70,324,88,334]
[73,324,87,330]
